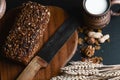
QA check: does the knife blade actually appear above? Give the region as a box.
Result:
[38,17,79,63]
[17,17,80,80]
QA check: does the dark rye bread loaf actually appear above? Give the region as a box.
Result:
[2,1,50,65]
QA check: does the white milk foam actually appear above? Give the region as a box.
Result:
[85,0,108,15]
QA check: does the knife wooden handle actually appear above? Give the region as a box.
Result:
[17,56,48,80]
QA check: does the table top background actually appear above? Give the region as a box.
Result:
[5,0,120,65]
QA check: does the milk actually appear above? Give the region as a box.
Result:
[85,0,108,15]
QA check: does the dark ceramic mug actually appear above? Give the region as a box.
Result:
[83,0,120,29]
[0,0,6,19]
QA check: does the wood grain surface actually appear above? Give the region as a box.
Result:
[0,6,78,80]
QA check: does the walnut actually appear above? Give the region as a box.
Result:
[81,45,95,57]
[89,57,103,64]
[95,40,100,45]
[97,29,102,33]
[95,45,101,50]
[78,38,84,45]
[77,27,83,33]
[84,28,93,35]
[106,38,110,42]
[86,37,96,44]
[84,36,88,41]
[81,58,86,62]
[81,57,103,64]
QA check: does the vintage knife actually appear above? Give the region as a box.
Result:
[17,17,80,80]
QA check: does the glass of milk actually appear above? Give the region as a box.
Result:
[82,0,120,29]
[85,0,108,15]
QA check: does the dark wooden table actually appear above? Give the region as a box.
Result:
[1,0,120,80]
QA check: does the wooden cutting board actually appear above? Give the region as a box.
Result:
[0,6,78,80]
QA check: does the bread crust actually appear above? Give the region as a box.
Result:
[2,1,50,65]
